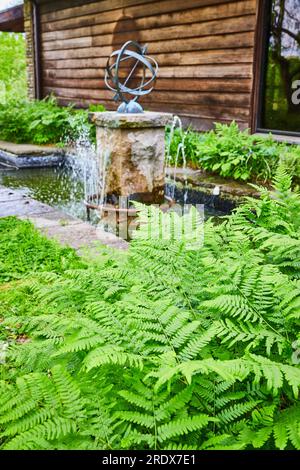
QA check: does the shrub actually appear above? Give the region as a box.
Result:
[0,96,105,145]
[0,168,300,450]
[0,32,27,104]
[167,121,300,183]
[166,126,200,166]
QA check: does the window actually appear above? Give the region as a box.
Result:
[260,0,300,135]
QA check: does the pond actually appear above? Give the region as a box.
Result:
[0,164,86,220]
[0,162,232,225]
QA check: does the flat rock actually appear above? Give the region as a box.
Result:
[91,111,173,129]
[0,141,65,157]
[0,187,27,202]
[0,141,66,168]
[0,150,64,169]
[0,198,54,217]
[0,184,128,252]
[38,222,128,251]
[20,210,82,228]
[166,167,260,199]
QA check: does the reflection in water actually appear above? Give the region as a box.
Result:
[263,0,300,132]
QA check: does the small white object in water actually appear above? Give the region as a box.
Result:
[212,186,220,196]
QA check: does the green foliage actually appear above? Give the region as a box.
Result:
[0,32,27,103]
[0,96,105,145]
[195,122,279,181]
[0,168,300,449]
[88,104,106,113]
[0,30,105,144]
[166,121,300,183]
[0,217,85,283]
[166,125,200,165]
[280,145,300,182]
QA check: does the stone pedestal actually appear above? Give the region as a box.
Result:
[91,111,173,203]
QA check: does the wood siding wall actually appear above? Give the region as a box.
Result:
[39,0,259,130]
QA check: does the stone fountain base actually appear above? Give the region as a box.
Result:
[91,111,173,204]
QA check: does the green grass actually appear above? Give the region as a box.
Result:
[0,217,85,283]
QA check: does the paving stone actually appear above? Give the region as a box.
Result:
[21,210,82,228]
[0,184,128,251]
[0,198,55,217]
[39,222,128,251]
[0,141,64,156]
[0,187,28,203]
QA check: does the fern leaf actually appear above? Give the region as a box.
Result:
[83,345,143,371]
[157,415,216,443]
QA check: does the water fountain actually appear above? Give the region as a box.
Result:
[88,41,173,218]
[0,41,234,241]
[165,115,188,202]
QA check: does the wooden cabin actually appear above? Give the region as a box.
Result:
[2,1,300,138]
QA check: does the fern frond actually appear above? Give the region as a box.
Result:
[82,345,143,371]
[157,415,216,443]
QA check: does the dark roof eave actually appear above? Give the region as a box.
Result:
[0,4,24,33]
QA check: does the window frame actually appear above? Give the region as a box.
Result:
[251,0,300,137]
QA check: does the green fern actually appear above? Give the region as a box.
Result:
[1,168,300,450]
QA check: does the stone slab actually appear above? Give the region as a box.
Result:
[0,184,128,252]
[0,198,55,218]
[0,141,65,168]
[0,141,65,156]
[20,210,82,228]
[166,167,260,199]
[91,111,173,129]
[0,149,64,168]
[0,187,28,202]
[38,222,128,251]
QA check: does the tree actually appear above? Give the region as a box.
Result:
[0,31,27,103]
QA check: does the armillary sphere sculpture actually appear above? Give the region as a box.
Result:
[104,40,158,113]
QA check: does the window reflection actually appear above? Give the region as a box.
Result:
[262,0,300,133]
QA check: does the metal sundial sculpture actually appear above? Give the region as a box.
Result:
[104,40,158,113]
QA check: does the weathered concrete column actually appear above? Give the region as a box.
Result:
[91,112,173,203]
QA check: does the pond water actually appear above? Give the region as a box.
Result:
[0,163,231,224]
[0,164,86,220]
